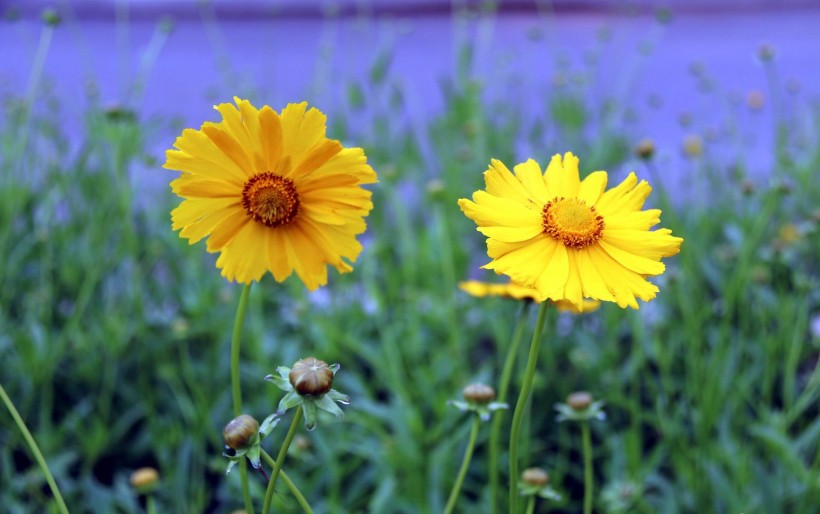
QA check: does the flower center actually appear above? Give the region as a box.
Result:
[542,197,605,248]
[241,172,300,227]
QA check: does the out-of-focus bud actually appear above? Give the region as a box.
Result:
[463,383,496,405]
[41,8,61,27]
[521,467,550,487]
[635,139,655,161]
[682,134,703,158]
[130,467,159,494]
[567,391,593,411]
[746,90,765,111]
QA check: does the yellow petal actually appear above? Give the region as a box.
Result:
[281,102,327,160]
[217,221,270,283]
[202,124,254,176]
[206,210,250,252]
[258,105,283,171]
[578,171,608,205]
[484,159,531,203]
[171,197,238,230]
[478,225,543,243]
[513,159,548,200]
[598,240,666,275]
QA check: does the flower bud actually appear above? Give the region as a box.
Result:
[462,383,496,404]
[567,391,593,411]
[635,139,655,161]
[521,467,550,486]
[130,467,159,493]
[289,357,334,396]
[41,8,61,27]
[223,414,259,451]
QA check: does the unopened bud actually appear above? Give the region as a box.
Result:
[521,467,550,486]
[635,139,655,160]
[567,391,593,411]
[290,357,334,396]
[41,8,61,27]
[130,467,159,493]
[462,383,496,404]
[223,414,259,451]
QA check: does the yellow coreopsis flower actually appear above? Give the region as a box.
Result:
[458,152,682,309]
[458,280,601,313]
[165,98,377,290]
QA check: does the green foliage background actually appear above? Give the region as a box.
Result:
[1,6,819,514]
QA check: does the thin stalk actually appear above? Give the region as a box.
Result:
[146,495,157,514]
[508,301,550,514]
[262,408,303,514]
[260,450,314,514]
[443,415,481,514]
[230,283,254,514]
[0,384,70,514]
[581,420,594,514]
[489,302,531,514]
[524,495,535,514]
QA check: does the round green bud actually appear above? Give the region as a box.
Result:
[290,357,334,396]
[223,414,259,451]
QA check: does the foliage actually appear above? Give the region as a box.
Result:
[1,8,819,514]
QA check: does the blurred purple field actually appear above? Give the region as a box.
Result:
[3,0,820,192]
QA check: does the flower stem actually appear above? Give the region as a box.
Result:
[489,302,531,514]
[582,420,594,514]
[0,384,70,514]
[230,283,254,514]
[508,301,550,514]
[146,495,157,514]
[524,495,535,514]
[262,407,303,514]
[443,414,482,514]
[260,450,314,514]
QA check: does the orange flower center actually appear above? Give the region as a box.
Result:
[241,172,300,227]
[542,197,605,248]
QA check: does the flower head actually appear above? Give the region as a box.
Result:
[448,383,508,421]
[266,357,349,430]
[555,391,606,422]
[519,467,562,501]
[458,152,682,309]
[165,98,377,290]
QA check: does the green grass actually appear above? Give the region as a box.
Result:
[2,9,819,514]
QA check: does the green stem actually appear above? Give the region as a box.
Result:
[525,495,535,514]
[489,302,531,514]
[229,283,254,514]
[146,495,157,514]
[508,301,550,514]
[443,415,482,514]
[0,384,70,514]
[262,407,303,514]
[260,450,314,514]
[582,420,594,514]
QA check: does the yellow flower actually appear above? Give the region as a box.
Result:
[458,280,541,301]
[458,280,601,313]
[165,98,377,289]
[458,152,682,309]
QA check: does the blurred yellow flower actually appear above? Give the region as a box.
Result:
[458,280,601,313]
[458,280,541,301]
[165,98,377,289]
[458,152,682,309]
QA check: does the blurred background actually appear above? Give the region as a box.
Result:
[2,1,819,513]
